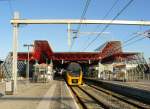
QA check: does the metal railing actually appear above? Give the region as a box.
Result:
[1,53,26,81]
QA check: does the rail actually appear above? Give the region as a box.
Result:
[69,86,109,109]
[84,78,150,107]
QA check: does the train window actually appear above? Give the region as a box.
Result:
[67,62,81,72]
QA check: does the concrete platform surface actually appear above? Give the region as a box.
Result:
[104,80,150,91]
[0,79,79,109]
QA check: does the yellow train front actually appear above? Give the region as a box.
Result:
[66,62,83,85]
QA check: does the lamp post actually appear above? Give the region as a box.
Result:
[23,44,33,82]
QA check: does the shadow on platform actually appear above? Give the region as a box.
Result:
[0,96,72,101]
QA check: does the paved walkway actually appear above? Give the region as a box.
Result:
[88,78,150,92]
[0,79,79,109]
[104,80,150,91]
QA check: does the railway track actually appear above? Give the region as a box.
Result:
[84,78,150,104]
[69,84,150,109]
[87,83,150,109]
[69,86,109,109]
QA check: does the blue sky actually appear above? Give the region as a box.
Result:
[0,0,150,61]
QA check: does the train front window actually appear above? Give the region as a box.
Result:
[67,62,82,76]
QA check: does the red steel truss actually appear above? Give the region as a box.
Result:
[17,40,138,63]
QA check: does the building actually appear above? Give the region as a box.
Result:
[2,40,148,81]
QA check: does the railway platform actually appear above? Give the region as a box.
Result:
[86,78,150,91]
[84,78,150,106]
[0,77,150,109]
[105,80,150,91]
[0,78,79,109]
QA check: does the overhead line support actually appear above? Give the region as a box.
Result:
[11,19,150,26]
[11,12,150,94]
[68,24,71,49]
[12,12,19,94]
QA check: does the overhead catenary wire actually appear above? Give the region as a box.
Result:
[94,0,120,30]
[82,0,134,51]
[123,36,146,48]
[101,33,139,59]
[70,0,91,51]
[8,0,14,16]
[102,25,150,59]
[80,0,120,51]
[0,0,14,16]
[102,31,147,59]
[122,32,139,44]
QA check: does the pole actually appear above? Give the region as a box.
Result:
[11,19,150,26]
[98,61,101,78]
[68,24,71,48]
[27,46,29,82]
[23,44,33,82]
[12,12,19,94]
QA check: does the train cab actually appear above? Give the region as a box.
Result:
[66,62,83,85]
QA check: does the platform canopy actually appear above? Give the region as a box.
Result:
[17,40,138,64]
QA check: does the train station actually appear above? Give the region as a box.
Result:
[9,40,145,81]
[0,1,150,109]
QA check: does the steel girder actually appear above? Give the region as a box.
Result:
[17,40,138,63]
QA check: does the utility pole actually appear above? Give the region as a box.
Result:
[23,44,33,82]
[12,12,19,94]
[68,24,71,48]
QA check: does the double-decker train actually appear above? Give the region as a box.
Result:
[66,62,83,85]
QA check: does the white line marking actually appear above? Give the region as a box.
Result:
[60,81,63,109]
[36,84,56,109]
[64,82,80,109]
